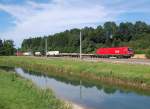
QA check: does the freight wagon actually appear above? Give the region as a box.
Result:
[34,52,42,56]
[23,52,33,56]
[46,51,60,56]
[16,51,23,56]
[96,47,134,58]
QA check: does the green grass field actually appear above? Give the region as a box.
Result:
[0,56,150,89]
[0,69,70,109]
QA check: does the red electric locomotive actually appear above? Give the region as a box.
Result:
[96,47,134,58]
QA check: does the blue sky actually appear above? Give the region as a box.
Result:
[0,0,150,47]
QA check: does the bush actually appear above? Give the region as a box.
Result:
[134,49,146,54]
[146,49,150,59]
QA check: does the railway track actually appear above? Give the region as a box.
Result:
[34,56,150,66]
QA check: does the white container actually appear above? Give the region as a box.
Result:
[46,51,59,56]
[23,52,32,56]
[35,52,41,56]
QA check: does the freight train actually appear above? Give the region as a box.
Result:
[96,47,134,58]
[16,47,134,58]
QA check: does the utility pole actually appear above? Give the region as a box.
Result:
[80,31,82,60]
[45,37,47,57]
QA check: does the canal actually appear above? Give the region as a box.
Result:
[4,67,150,109]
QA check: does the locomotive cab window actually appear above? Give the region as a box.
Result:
[128,48,133,51]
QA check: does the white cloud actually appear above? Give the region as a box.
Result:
[1,0,149,47]
[0,0,116,47]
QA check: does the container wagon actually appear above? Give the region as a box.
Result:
[16,51,23,56]
[34,52,42,56]
[96,47,134,58]
[46,51,60,56]
[23,52,33,56]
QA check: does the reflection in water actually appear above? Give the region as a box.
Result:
[80,80,82,100]
[3,67,150,109]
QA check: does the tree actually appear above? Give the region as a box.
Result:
[3,40,15,56]
[0,39,3,55]
[146,49,150,59]
[91,26,105,43]
[103,22,117,46]
[133,21,149,40]
[135,21,148,33]
[117,22,134,41]
[104,22,117,35]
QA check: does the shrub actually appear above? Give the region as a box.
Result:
[146,49,150,59]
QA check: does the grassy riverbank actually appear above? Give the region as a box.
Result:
[0,69,70,109]
[0,56,150,90]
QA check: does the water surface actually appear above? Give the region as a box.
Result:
[6,68,150,109]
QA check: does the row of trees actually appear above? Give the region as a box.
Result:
[0,39,15,56]
[21,21,150,54]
